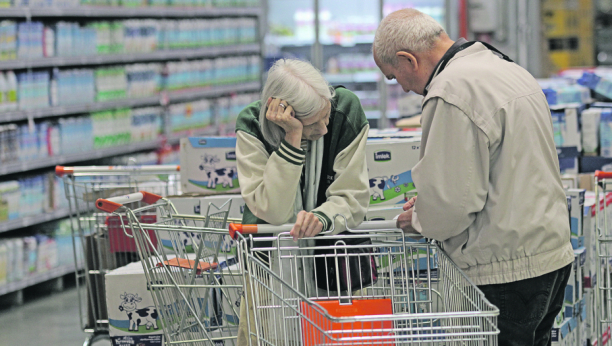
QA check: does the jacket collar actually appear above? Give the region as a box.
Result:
[423,38,468,96]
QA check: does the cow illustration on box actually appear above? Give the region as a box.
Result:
[118,292,159,331]
[370,176,388,201]
[199,154,237,189]
[179,232,201,248]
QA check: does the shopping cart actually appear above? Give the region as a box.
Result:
[57,165,181,345]
[593,171,612,344]
[95,191,243,346]
[231,217,500,345]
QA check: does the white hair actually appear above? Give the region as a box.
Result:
[259,59,335,148]
[373,8,445,66]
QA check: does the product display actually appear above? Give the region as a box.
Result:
[0,1,263,344]
[179,136,238,195]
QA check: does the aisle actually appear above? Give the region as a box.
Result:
[0,288,111,346]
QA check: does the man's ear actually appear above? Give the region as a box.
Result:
[396,51,418,71]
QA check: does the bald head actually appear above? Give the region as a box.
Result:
[374,8,448,66]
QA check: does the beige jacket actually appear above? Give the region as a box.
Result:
[411,42,574,285]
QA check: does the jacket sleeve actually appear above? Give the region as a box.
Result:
[411,98,489,241]
[236,131,305,225]
[312,124,370,234]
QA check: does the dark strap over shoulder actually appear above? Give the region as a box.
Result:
[424,41,513,96]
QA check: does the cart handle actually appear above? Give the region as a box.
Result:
[596,170,612,181]
[55,165,180,177]
[96,191,163,213]
[229,219,400,240]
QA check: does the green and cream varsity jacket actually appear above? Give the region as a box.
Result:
[235,87,370,234]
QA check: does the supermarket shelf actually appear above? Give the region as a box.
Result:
[0,6,261,18]
[167,81,260,103]
[167,127,219,144]
[365,110,399,119]
[324,72,379,84]
[0,208,71,234]
[0,81,261,123]
[268,35,374,47]
[0,139,163,175]
[0,264,75,296]
[0,43,261,70]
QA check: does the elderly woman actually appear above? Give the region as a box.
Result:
[235,58,370,344]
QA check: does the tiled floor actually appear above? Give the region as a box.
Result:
[0,288,111,346]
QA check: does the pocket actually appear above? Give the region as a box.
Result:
[314,238,378,292]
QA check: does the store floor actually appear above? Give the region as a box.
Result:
[0,287,111,346]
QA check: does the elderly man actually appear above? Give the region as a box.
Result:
[373,9,574,346]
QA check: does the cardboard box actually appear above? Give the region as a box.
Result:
[106,258,241,345]
[365,205,404,221]
[579,174,594,191]
[365,138,420,207]
[552,318,572,346]
[581,108,602,155]
[180,137,239,195]
[106,262,164,346]
[157,195,245,257]
[551,105,582,150]
[567,189,585,237]
[602,109,612,158]
[580,298,588,346]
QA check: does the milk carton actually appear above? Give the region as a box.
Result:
[567,189,585,239]
[157,195,244,257]
[180,137,239,195]
[365,205,404,221]
[105,261,164,346]
[581,108,603,155]
[106,258,240,345]
[365,138,420,207]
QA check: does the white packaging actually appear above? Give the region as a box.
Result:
[567,189,585,237]
[550,104,582,150]
[365,205,404,221]
[602,109,612,157]
[11,238,24,281]
[581,108,602,155]
[105,261,164,346]
[157,195,244,258]
[365,137,420,207]
[0,241,8,285]
[179,137,239,195]
[583,198,596,288]
[552,318,572,346]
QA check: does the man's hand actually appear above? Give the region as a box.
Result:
[266,97,303,147]
[290,210,323,241]
[396,196,419,233]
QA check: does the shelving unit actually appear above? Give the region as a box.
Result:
[0,208,71,234]
[0,43,260,70]
[0,80,261,122]
[0,3,264,301]
[0,6,260,18]
[0,264,75,297]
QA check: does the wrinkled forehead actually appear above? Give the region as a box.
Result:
[299,101,331,126]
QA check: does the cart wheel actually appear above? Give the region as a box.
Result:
[83,332,110,346]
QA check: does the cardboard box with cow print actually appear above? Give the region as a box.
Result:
[106,261,164,346]
[366,137,421,207]
[156,195,245,258]
[180,137,240,195]
[106,259,241,346]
